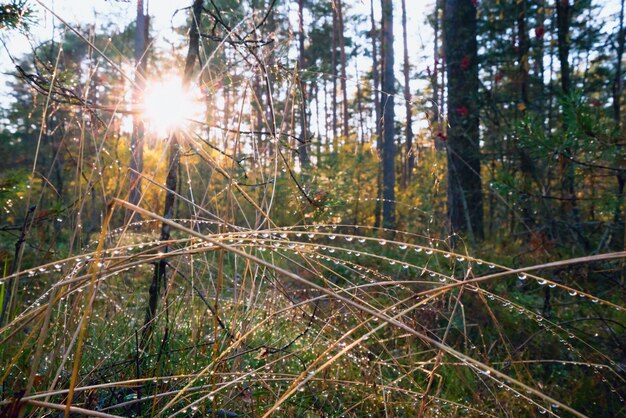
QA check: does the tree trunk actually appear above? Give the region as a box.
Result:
[142,0,202,349]
[336,0,349,141]
[354,51,366,146]
[432,0,444,151]
[556,0,580,240]
[381,0,396,231]
[297,0,309,168]
[253,73,265,163]
[535,0,546,126]
[556,0,571,95]
[517,0,535,232]
[128,0,148,221]
[331,4,338,151]
[612,0,625,250]
[518,1,529,108]
[401,0,413,186]
[315,83,322,162]
[444,0,483,243]
[613,0,624,127]
[323,77,330,155]
[371,0,383,228]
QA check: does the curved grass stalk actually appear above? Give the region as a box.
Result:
[114,198,591,418]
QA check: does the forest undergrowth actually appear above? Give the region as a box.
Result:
[0,1,625,417]
[2,161,625,417]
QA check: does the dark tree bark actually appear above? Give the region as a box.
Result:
[371,0,383,228]
[444,0,483,242]
[251,0,267,163]
[535,0,546,126]
[128,0,149,221]
[517,0,529,108]
[517,0,536,232]
[556,0,580,239]
[314,83,322,160]
[297,0,309,167]
[401,0,413,186]
[336,0,349,140]
[142,0,202,349]
[380,0,396,230]
[354,51,366,145]
[432,0,444,151]
[611,0,625,250]
[331,3,338,151]
[556,0,571,94]
[253,73,265,161]
[323,76,330,154]
[613,0,625,127]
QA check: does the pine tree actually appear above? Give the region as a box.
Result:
[444,0,483,243]
[380,0,396,230]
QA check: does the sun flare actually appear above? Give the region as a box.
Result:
[141,77,203,134]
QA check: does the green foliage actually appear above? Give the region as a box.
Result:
[0,1,624,417]
[0,0,34,31]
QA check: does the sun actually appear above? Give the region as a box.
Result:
[141,76,203,135]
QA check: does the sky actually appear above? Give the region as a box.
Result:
[0,0,432,110]
[0,0,621,134]
[0,0,193,76]
[0,1,432,65]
